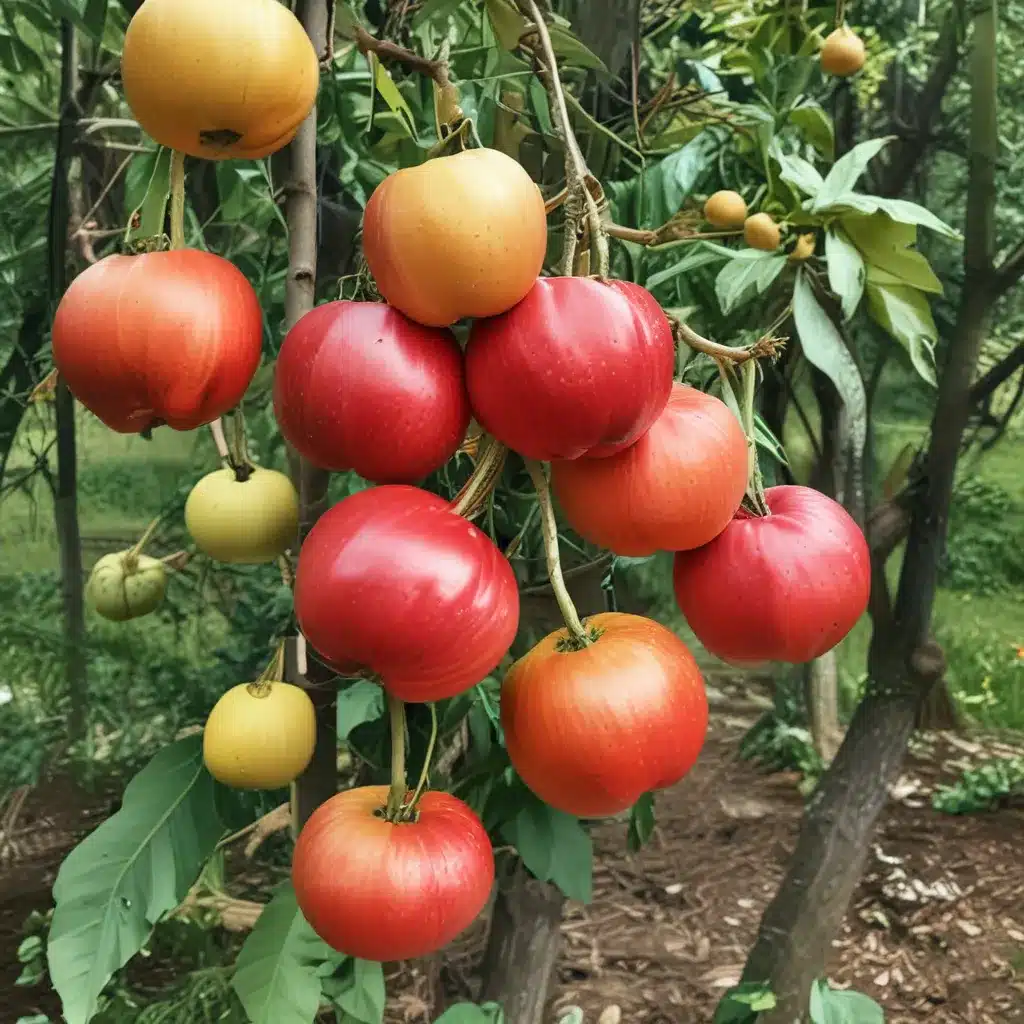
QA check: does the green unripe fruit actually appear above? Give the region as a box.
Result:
[86,550,167,622]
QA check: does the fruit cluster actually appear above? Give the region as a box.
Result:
[56,0,872,966]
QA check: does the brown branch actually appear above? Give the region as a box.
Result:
[352,25,450,88]
[969,342,1023,405]
[673,319,786,365]
[991,241,1024,299]
[875,0,968,198]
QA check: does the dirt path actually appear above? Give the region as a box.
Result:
[3,691,1023,1023]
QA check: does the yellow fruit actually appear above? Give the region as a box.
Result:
[744,214,781,252]
[704,190,748,229]
[121,0,319,160]
[86,550,167,622]
[203,681,316,789]
[185,466,299,564]
[820,27,866,78]
[789,233,817,262]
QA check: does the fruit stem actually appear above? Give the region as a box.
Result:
[229,408,254,483]
[524,459,593,647]
[404,702,438,819]
[385,693,408,820]
[126,517,161,567]
[209,418,230,463]
[518,0,609,279]
[450,436,508,520]
[740,359,771,518]
[672,318,780,365]
[248,641,286,698]
[169,150,186,251]
[835,0,847,27]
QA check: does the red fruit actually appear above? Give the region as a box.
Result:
[673,485,871,664]
[292,786,494,961]
[273,301,470,484]
[464,278,675,461]
[52,249,262,433]
[551,383,748,556]
[294,485,519,702]
[501,612,708,818]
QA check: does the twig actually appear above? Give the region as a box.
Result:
[352,25,451,88]
[208,418,230,460]
[673,319,786,366]
[524,459,592,647]
[517,0,608,277]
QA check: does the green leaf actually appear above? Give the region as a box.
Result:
[715,982,777,1023]
[232,882,334,1024]
[48,0,108,39]
[825,227,865,321]
[815,192,958,239]
[842,213,943,293]
[548,23,608,72]
[810,136,894,212]
[411,0,463,28]
[792,270,867,469]
[336,679,385,742]
[865,281,938,386]
[484,0,526,49]
[367,53,417,137]
[47,737,224,1024]
[715,251,788,315]
[809,979,884,1024]
[435,1004,505,1024]
[125,148,171,245]
[657,132,718,215]
[790,102,834,160]
[329,959,386,1024]
[769,138,824,197]
[627,793,655,852]
[645,243,730,292]
[500,791,593,903]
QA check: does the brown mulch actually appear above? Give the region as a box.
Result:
[2,684,1023,1024]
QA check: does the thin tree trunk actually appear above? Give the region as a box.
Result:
[50,20,87,742]
[284,0,335,829]
[478,561,610,1024]
[805,651,842,764]
[741,4,1001,1017]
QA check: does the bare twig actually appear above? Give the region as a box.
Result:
[673,319,787,366]
[352,25,451,88]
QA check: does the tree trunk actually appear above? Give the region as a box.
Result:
[805,650,842,764]
[478,561,610,1023]
[740,5,1001,1016]
[50,21,88,742]
[284,0,336,829]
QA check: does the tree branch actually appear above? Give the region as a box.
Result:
[351,25,451,88]
[875,0,969,198]
[991,241,1024,299]
[969,342,1023,405]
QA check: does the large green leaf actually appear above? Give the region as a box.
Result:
[645,243,730,292]
[866,280,938,386]
[435,1004,505,1024]
[842,214,942,294]
[484,0,526,49]
[789,102,834,160]
[48,0,108,40]
[810,136,893,212]
[336,679,385,742]
[232,882,335,1024]
[824,227,865,321]
[715,251,788,314]
[792,269,867,469]
[809,979,884,1024]
[627,793,655,852]
[815,192,958,239]
[657,132,718,216]
[47,737,224,1024]
[328,959,386,1024]
[367,54,417,137]
[768,138,824,197]
[500,791,593,903]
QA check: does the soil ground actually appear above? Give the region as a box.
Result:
[3,680,1023,1024]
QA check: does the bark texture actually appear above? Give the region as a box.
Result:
[50,21,88,742]
[285,0,336,829]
